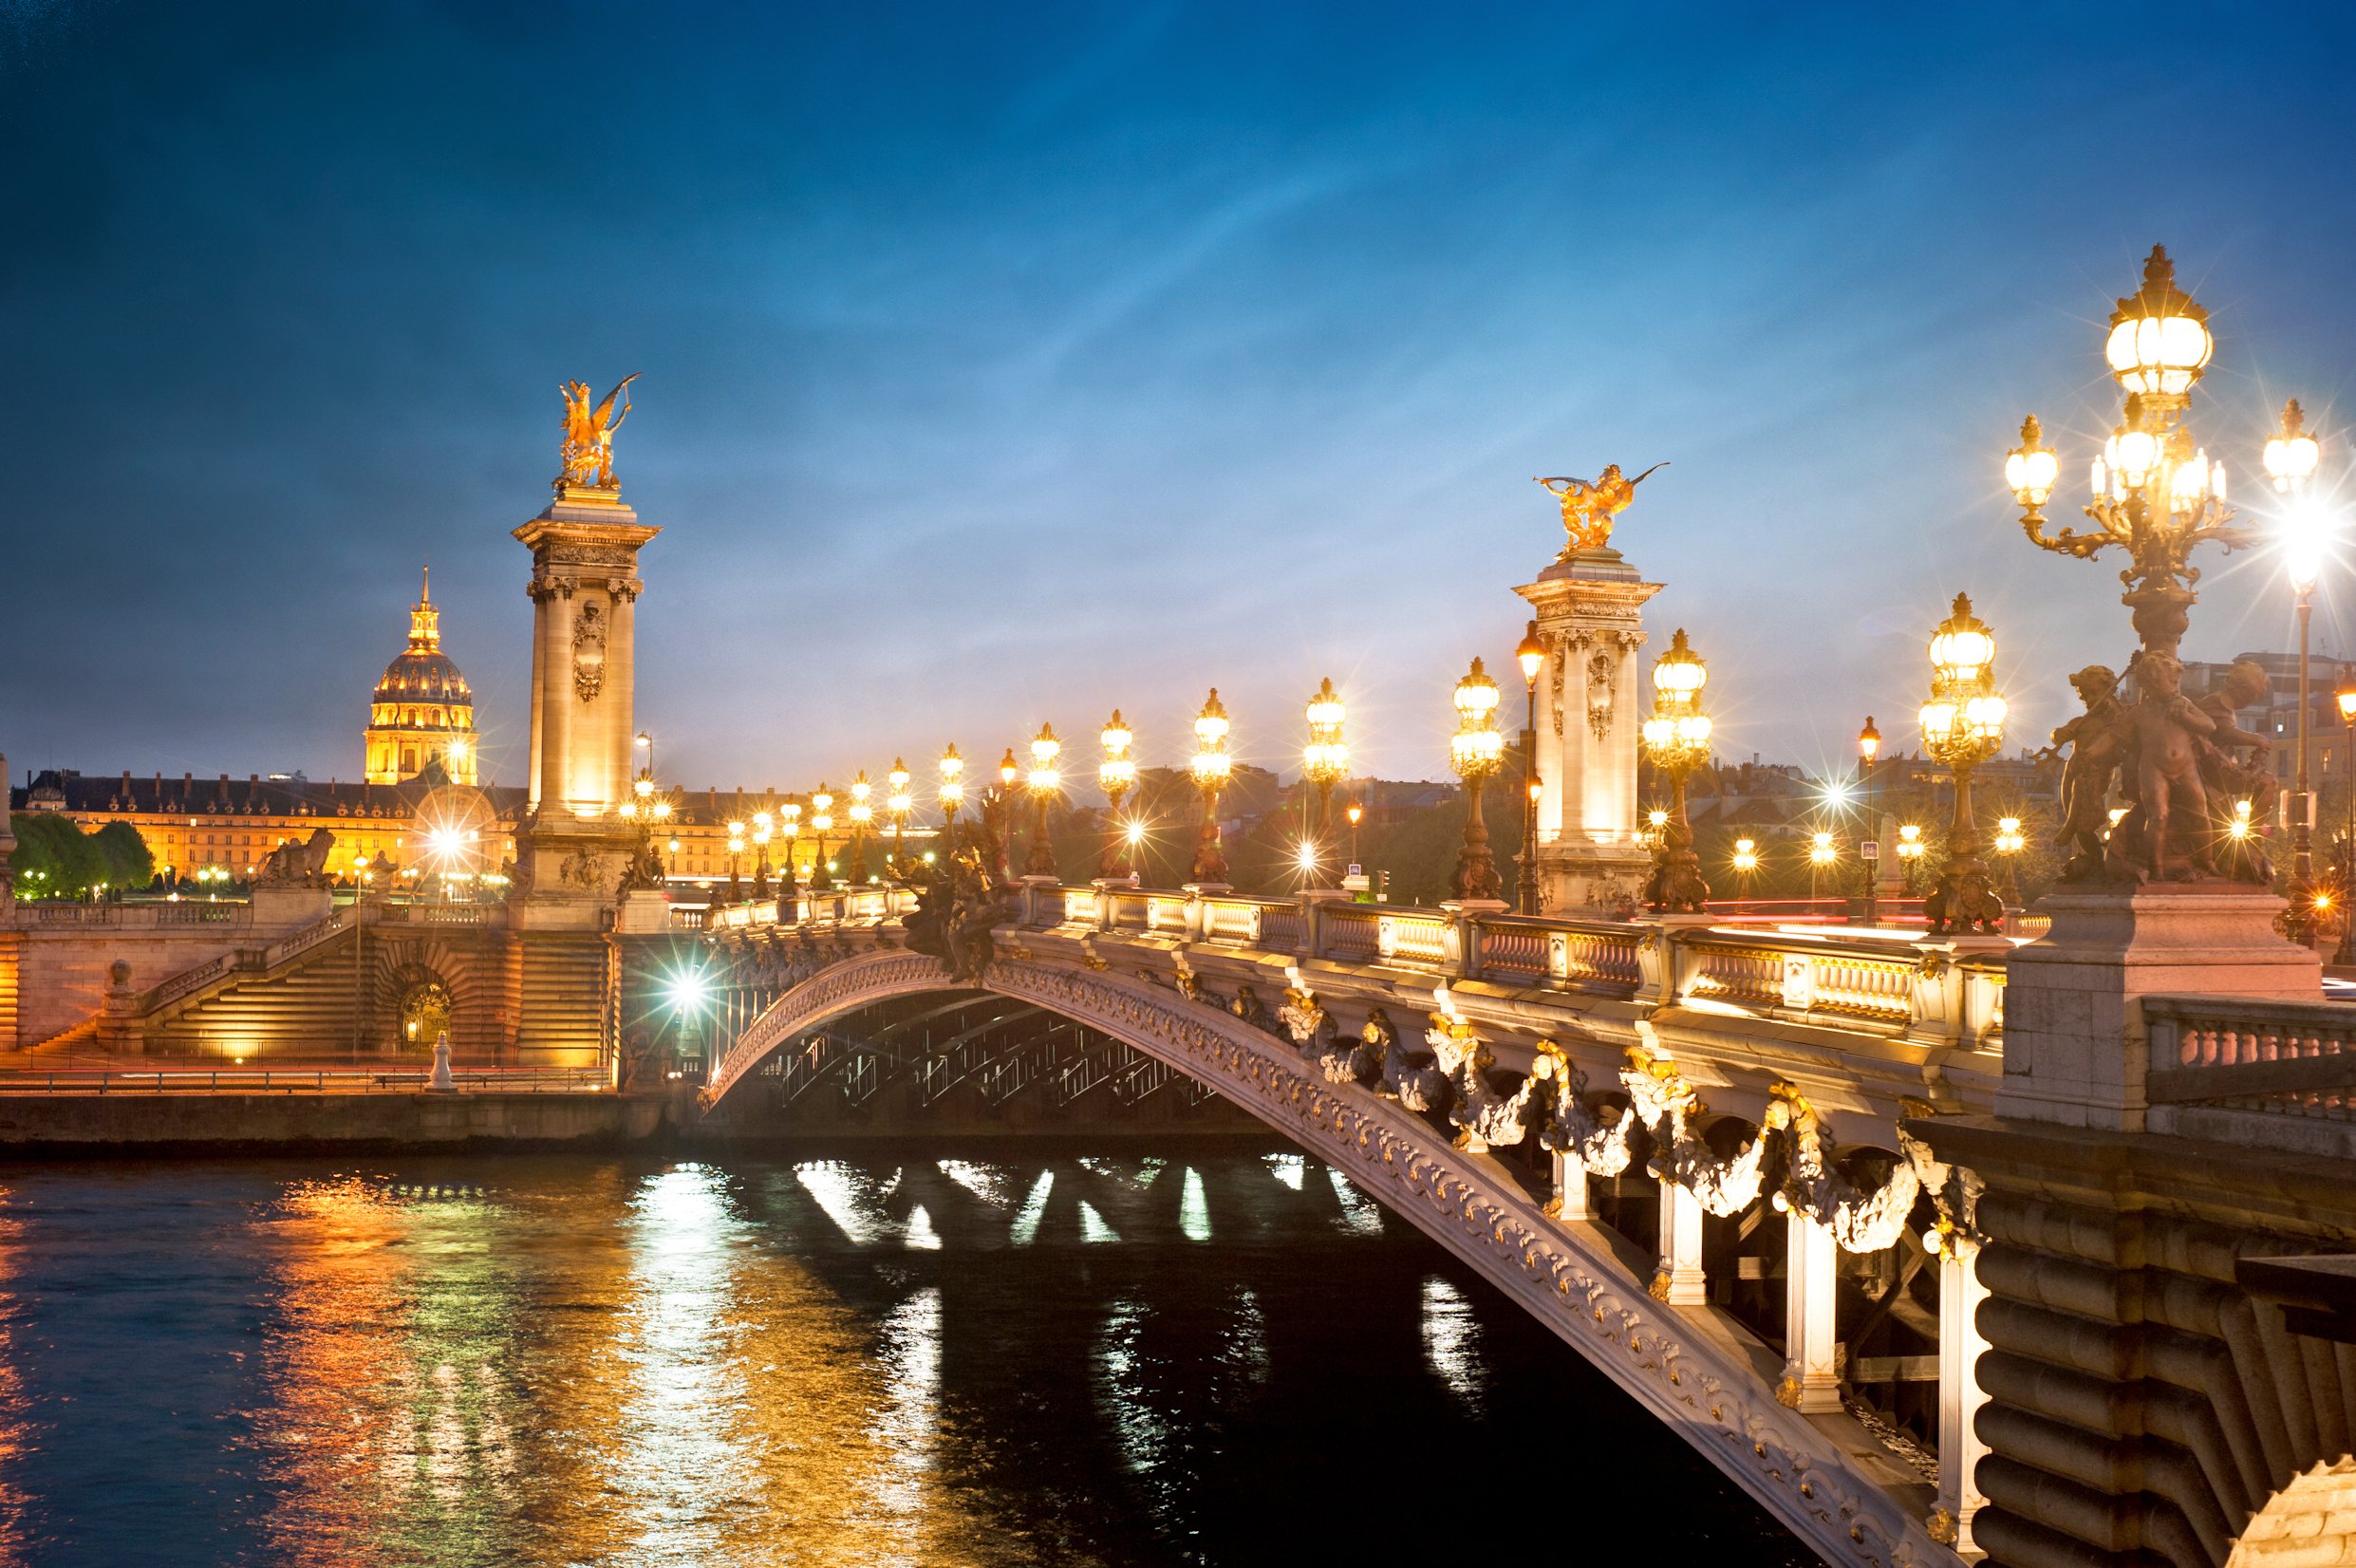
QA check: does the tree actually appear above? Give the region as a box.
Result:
[8,813,153,899]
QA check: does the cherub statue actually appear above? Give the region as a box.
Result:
[2046,664,2127,880]
[2119,652,2219,882]
[558,373,640,491]
[1535,462,1668,555]
[2194,660,2278,882]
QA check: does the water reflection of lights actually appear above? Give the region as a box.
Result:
[795,1160,884,1246]
[1263,1152,1305,1190]
[1420,1275,1484,1408]
[1076,1200,1120,1243]
[1008,1171,1053,1246]
[1328,1168,1386,1237]
[1179,1169,1212,1241]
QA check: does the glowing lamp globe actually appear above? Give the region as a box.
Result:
[2104,246,2213,399]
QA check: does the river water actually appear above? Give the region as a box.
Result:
[0,1149,1814,1567]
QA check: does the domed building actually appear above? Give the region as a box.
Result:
[365,569,479,786]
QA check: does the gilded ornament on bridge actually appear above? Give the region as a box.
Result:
[1536,461,1667,556]
[557,373,639,495]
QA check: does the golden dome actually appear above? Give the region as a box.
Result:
[365,568,479,785]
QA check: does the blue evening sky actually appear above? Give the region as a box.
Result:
[4,2,2353,794]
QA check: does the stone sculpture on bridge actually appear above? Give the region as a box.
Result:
[256,828,336,887]
[1535,461,1668,556]
[557,373,638,493]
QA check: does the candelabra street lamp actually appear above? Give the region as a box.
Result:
[1994,814,2027,906]
[2339,680,2356,965]
[725,818,746,903]
[1809,831,1836,905]
[1516,621,1546,915]
[1636,628,1712,914]
[1858,717,1882,924]
[809,784,835,891]
[1449,657,1507,904]
[2272,401,2331,940]
[751,810,774,900]
[1188,690,1232,887]
[1918,593,2009,936]
[1301,678,1348,887]
[1898,823,1924,892]
[2008,247,2320,887]
[615,765,676,893]
[847,771,874,884]
[886,760,913,878]
[937,744,964,863]
[1098,712,1136,881]
[780,801,801,894]
[1025,724,1061,879]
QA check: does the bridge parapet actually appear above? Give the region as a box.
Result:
[2143,993,2356,1158]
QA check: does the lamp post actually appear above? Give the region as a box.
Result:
[1918,593,2009,936]
[1098,712,1136,881]
[1449,657,1507,904]
[751,811,773,900]
[725,818,746,903]
[1302,679,1347,887]
[809,784,834,891]
[1808,831,1836,905]
[1025,723,1061,879]
[1516,621,1546,914]
[846,772,874,884]
[1898,823,1924,893]
[886,760,913,878]
[635,731,654,786]
[2338,680,2356,965]
[779,802,801,895]
[1346,800,1363,867]
[1732,837,1759,905]
[1188,690,1231,887]
[2270,401,2329,940]
[1858,717,1882,924]
[1994,815,2027,907]
[937,743,964,863]
[2007,248,2319,884]
[1636,629,1712,914]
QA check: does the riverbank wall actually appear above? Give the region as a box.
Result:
[0,1088,1270,1156]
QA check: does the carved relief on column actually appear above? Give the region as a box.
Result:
[571,599,608,702]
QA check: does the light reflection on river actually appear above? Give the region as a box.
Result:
[0,1151,1815,1567]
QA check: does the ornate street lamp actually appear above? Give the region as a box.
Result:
[886,759,913,877]
[1917,593,2008,936]
[1025,723,1061,879]
[615,765,677,893]
[937,743,964,861]
[847,771,874,884]
[725,817,746,903]
[1449,657,1507,904]
[1994,815,2027,906]
[808,785,835,890]
[1636,628,1712,913]
[1809,831,1836,905]
[1346,800,1364,866]
[1897,822,1924,892]
[779,801,801,890]
[1189,689,1232,886]
[1301,678,1348,883]
[2338,679,2356,965]
[1516,622,1546,914]
[1858,717,1882,924]
[2270,401,2333,938]
[1098,712,1136,881]
[2008,248,2323,886]
[751,810,774,899]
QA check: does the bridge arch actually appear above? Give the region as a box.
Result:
[705,947,1945,1567]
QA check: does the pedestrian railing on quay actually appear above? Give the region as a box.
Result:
[0,1066,613,1096]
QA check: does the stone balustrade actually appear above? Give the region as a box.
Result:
[2143,993,2356,1156]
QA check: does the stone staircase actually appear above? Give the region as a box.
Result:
[511,932,612,1069]
[144,924,370,1057]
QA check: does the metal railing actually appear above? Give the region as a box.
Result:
[0,1066,612,1095]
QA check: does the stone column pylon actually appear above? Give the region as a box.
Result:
[1780,1212,1843,1413]
[1515,543,1662,916]
[1654,1180,1707,1306]
[1933,1238,1990,1552]
[514,487,659,929]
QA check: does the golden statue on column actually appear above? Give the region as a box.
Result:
[1536,461,1668,555]
[557,373,640,494]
